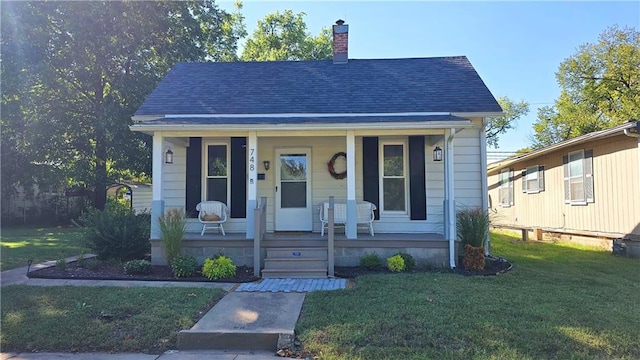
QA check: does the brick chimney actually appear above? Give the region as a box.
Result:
[332,19,348,64]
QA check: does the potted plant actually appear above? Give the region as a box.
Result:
[456,207,490,271]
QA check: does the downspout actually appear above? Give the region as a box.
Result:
[447,128,458,269]
[480,117,490,256]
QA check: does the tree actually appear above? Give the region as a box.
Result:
[241,10,332,61]
[1,1,241,210]
[532,25,639,148]
[485,97,530,148]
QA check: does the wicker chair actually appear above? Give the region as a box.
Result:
[196,201,229,236]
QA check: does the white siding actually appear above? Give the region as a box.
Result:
[160,127,485,235]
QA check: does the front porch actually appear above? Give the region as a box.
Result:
[151,231,452,275]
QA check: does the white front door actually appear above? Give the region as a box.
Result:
[275,148,312,231]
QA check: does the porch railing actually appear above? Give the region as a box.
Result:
[327,196,335,277]
[253,197,267,277]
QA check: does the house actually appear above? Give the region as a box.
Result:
[131,21,503,277]
[487,120,640,257]
[106,182,152,213]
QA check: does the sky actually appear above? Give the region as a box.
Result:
[219,1,639,160]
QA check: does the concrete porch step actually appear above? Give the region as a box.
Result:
[178,292,305,351]
[261,268,327,279]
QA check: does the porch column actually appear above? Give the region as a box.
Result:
[444,128,457,268]
[346,130,357,239]
[246,131,258,239]
[151,132,165,240]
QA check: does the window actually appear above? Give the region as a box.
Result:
[522,165,545,194]
[204,143,229,204]
[563,150,594,205]
[380,142,407,213]
[499,168,513,207]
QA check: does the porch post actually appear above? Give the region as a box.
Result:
[346,130,357,239]
[445,128,457,268]
[151,132,165,240]
[246,131,258,239]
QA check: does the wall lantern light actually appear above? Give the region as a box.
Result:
[433,146,443,162]
[165,149,174,164]
[263,160,270,171]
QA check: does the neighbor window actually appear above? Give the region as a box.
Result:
[563,150,594,205]
[204,143,229,204]
[522,165,545,194]
[380,142,407,213]
[499,168,513,207]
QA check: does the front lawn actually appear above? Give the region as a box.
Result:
[297,231,640,359]
[0,286,225,353]
[0,227,88,271]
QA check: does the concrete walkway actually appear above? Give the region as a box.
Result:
[1,258,347,359]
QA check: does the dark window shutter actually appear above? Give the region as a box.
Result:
[408,136,427,220]
[584,150,594,203]
[562,155,570,203]
[185,137,202,218]
[230,137,247,218]
[362,137,380,220]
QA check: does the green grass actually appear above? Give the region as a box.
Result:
[297,231,640,360]
[0,286,225,353]
[0,227,89,271]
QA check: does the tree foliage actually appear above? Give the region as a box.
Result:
[532,25,640,148]
[485,97,530,148]
[1,1,241,209]
[241,10,332,61]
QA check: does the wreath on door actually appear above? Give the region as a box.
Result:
[328,152,347,180]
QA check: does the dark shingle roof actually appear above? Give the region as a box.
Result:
[135,56,502,116]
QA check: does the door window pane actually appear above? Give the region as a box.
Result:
[281,182,306,208]
[280,154,306,180]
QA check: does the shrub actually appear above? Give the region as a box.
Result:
[394,252,415,271]
[462,244,486,271]
[360,252,383,270]
[79,200,150,261]
[171,256,199,278]
[158,208,187,264]
[55,258,67,270]
[456,207,490,248]
[123,259,152,275]
[387,255,405,272]
[202,255,236,280]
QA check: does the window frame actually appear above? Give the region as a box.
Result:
[522,165,545,194]
[563,149,594,205]
[202,140,231,206]
[499,168,514,207]
[379,140,408,215]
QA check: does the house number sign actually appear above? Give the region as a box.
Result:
[249,148,256,185]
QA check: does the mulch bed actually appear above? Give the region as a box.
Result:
[27,257,512,282]
[27,261,259,283]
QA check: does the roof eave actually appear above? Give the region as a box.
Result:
[487,120,640,174]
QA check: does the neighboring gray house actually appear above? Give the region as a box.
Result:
[131,21,503,277]
[488,120,640,257]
